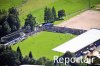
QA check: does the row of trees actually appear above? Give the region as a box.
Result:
[0,45,67,66]
[24,14,36,32]
[0,7,37,39]
[44,6,66,23]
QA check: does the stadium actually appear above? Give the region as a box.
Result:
[0,0,100,66]
[1,10,100,61]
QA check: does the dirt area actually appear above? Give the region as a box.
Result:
[56,10,100,30]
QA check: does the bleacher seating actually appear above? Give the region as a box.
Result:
[42,26,86,35]
[5,34,21,43]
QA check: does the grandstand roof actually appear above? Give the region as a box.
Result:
[53,29,100,53]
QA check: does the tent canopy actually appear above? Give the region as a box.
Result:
[53,29,100,53]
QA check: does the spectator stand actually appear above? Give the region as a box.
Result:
[1,29,26,46]
[43,25,86,35]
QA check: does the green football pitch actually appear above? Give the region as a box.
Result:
[12,31,76,60]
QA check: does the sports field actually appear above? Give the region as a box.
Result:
[12,31,75,60]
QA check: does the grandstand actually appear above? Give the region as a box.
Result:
[1,29,26,46]
[53,29,100,57]
[43,26,86,35]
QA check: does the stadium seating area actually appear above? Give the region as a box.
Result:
[42,26,86,35]
[5,34,21,43]
[1,29,26,46]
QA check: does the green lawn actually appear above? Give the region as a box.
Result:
[0,0,100,26]
[0,0,24,10]
[12,31,76,60]
[19,0,100,25]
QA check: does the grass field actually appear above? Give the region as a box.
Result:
[12,31,76,60]
[0,0,100,26]
[0,0,24,10]
[19,0,100,25]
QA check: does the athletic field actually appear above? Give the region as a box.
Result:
[12,31,75,59]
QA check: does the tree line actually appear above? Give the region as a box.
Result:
[0,45,67,66]
[44,6,66,23]
[0,7,36,39]
[0,45,99,66]
[0,6,66,40]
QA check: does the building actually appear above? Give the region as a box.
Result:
[53,29,100,57]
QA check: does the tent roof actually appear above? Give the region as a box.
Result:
[53,29,100,53]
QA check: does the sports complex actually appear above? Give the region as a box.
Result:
[0,0,100,61]
[1,9,100,61]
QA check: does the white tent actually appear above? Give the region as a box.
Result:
[53,29,100,53]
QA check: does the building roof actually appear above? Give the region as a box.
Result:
[53,29,100,53]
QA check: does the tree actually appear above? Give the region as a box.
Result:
[8,7,19,16]
[48,8,54,23]
[17,46,23,64]
[63,51,74,58]
[58,9,66,19]
[17,46,21,55]
[52,6,57,21]
[29,51,33,59]
[24,14,36,31]
[0,16,11,38]
[44,7,54,23]
[2,21,11,34]
[45,61,54,66]
[6,46,12,50]
[62,51,75,66]
[7,7,20,32]
[0,48,21,66]
[39,57,49,65]
[44,7,48,23]
[0,7,20,38]
[7,14,19,32]
[22,55,30,64]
